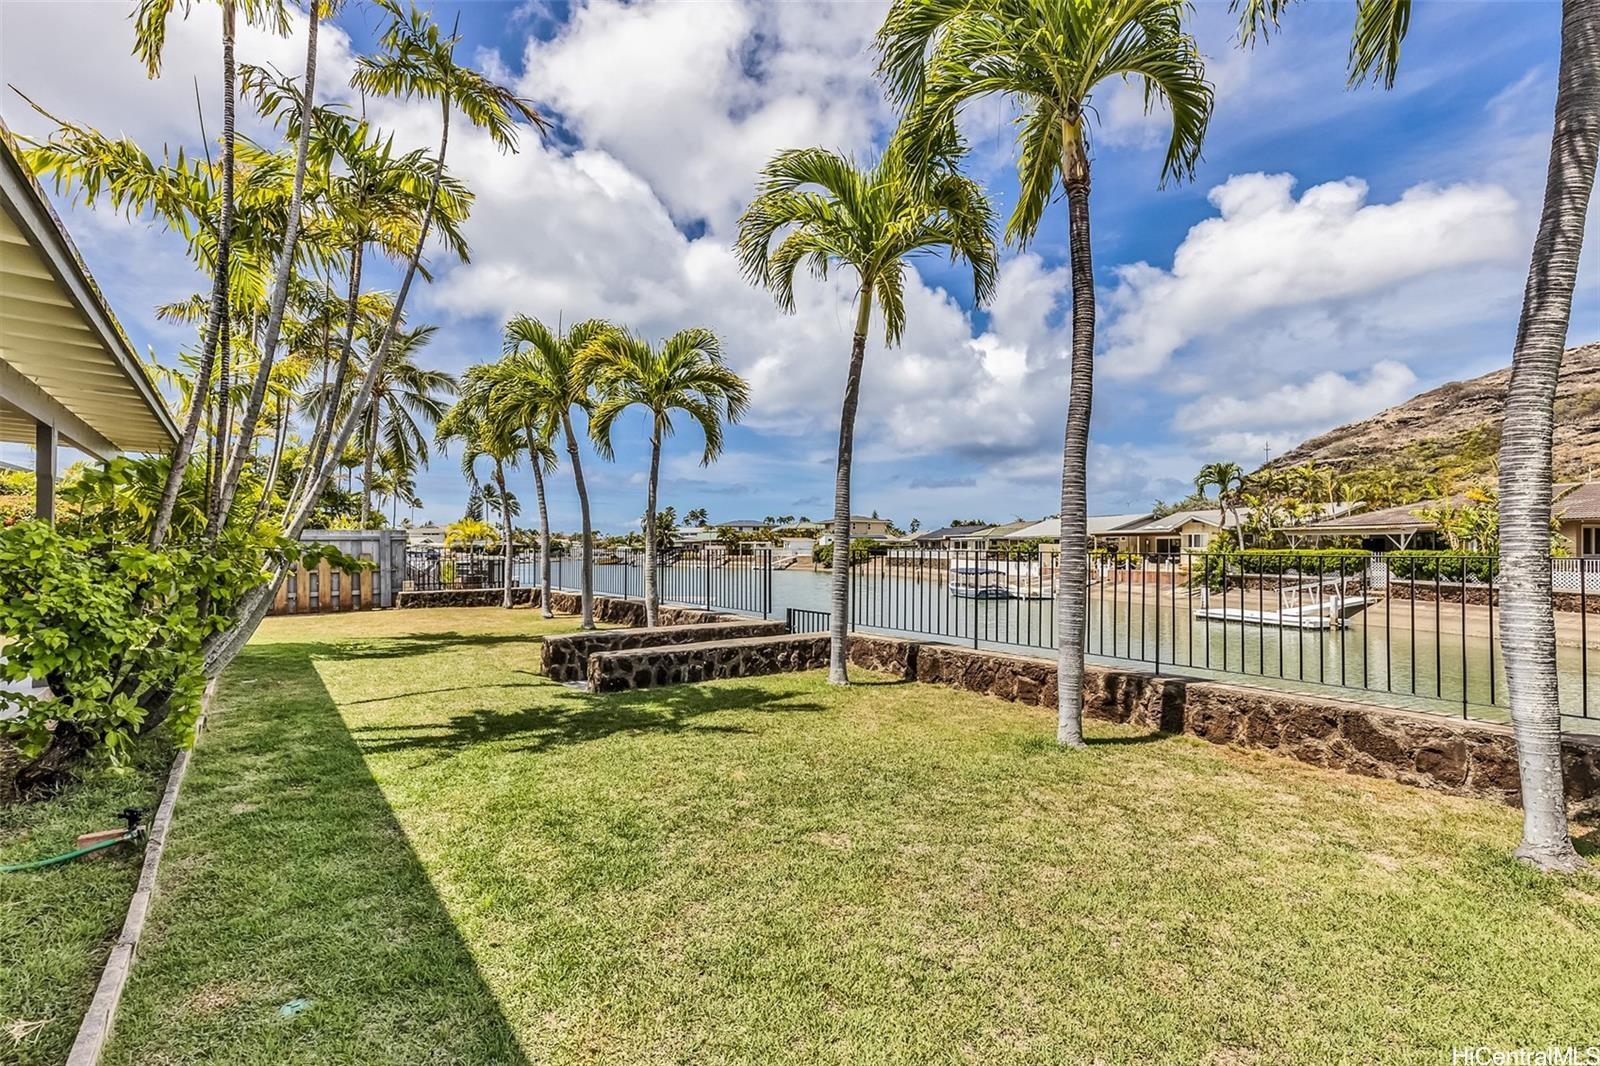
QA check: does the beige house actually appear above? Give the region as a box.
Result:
[823,514,895,538]
[1102,508,1249,556]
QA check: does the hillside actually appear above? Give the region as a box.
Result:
[1265,342,1600,484]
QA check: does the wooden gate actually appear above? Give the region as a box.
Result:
[271,557,378,615]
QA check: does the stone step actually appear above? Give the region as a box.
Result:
[543,620,789,683]
[587,632,831,692]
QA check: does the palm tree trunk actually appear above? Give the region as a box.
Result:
[214,0,320,521]
[359,401,377,528]
[1056,163,1094,749]
[210,307,231,528]
[644,422,662,627]
[1497,0,1598,875]
[494,459,514,609]
[563,414,596,629]
[149,0,236,549]
[529,424,554,619]
[829,287,873,685]
[300,241,364,495]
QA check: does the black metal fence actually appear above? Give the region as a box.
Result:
[804,547,1600,726]
[404,548,509,592]
[786,607,831,634]
[407,544,774,617]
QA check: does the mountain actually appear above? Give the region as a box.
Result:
[1265,342,1600,485]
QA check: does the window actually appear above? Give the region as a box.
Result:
[1584,526,1600,556]
[1184,533,1208,549]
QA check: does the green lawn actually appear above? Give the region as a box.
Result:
[1,741,166,1063]
[62,606,1600,1062]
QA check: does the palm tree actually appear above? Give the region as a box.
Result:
[1234,0,1597,873]
[498,316,616,629]
[735,136,997,684]
[290,0,542,538]
[214,7,334,529]
[580,327,750,626]
[437,396,523,609]
[878,0,1211,742]
[303,323,456,527]
[1195,461,1246,547]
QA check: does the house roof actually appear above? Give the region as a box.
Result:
[1110,507,1250,535]
[910,523,987,541]
[1555,482,1600,522]
[0,125,178,457]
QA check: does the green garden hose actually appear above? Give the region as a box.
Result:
[1,809,145,873]
[0,833,136,873]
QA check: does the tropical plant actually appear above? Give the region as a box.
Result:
[877,0,1212,744]
[303,322,456,526]
[443,517,498,552]
[580,326,750,626]
[498,316,616,629]
[1234,0,1597,872]
[439,368,526,608]
[686,507,709,527]
[1195,461,1247,546]
[736,132,997,684]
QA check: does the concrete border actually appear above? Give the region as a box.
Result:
[65,681,213,1066]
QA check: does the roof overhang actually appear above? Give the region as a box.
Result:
[1,129,178,458]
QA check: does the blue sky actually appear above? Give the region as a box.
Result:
[2,0,1594,533]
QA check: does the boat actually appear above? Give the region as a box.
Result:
[948,560,1054,600]
[1192,579,1370,630]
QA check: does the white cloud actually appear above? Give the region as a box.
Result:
[520,0,888,234]
[1100,172,1522,379]
[1174,359,1417,437]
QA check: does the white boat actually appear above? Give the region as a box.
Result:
[1192,579,1370,630]
[948,561,1054,600]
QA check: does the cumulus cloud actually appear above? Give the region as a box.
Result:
[1174,360,1417,436]
[521,0,888,233]
[1099,172,1522,380]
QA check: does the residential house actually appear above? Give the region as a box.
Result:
[1292,482,1600,555]
[406,523,449,548]
[823,514,895,538]
[948,519,1036,553]
[0,130,177,523]
[907,523,988,550]
[1103,508,1251,556]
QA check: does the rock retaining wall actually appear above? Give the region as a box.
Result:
[543,620,789,682]
[590,629,1599,806]
[588,633,831,692]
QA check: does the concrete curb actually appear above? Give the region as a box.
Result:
[65,679,214,1066]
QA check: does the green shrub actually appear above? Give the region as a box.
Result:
[1189,548,1371,588]
[0,459,361,794]
[1384,550,1497,584]
[812,538,874,566]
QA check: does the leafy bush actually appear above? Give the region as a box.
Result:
[1189,547,1371,588]
[0,459,361,794]
[812,538,874,566]
[1384,550,1497,584]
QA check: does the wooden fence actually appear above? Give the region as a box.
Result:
[268,530,409,615]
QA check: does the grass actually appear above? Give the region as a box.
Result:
[1,742,167,1063]
[58,605,1599,1063]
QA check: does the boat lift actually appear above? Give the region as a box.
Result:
[1193,577,1371,631]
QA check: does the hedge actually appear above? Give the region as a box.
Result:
[1384,550,1497,584]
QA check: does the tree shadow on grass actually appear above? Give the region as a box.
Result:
[348,680,828,763]
[307,631,538,661]
[102,642,531,1065]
